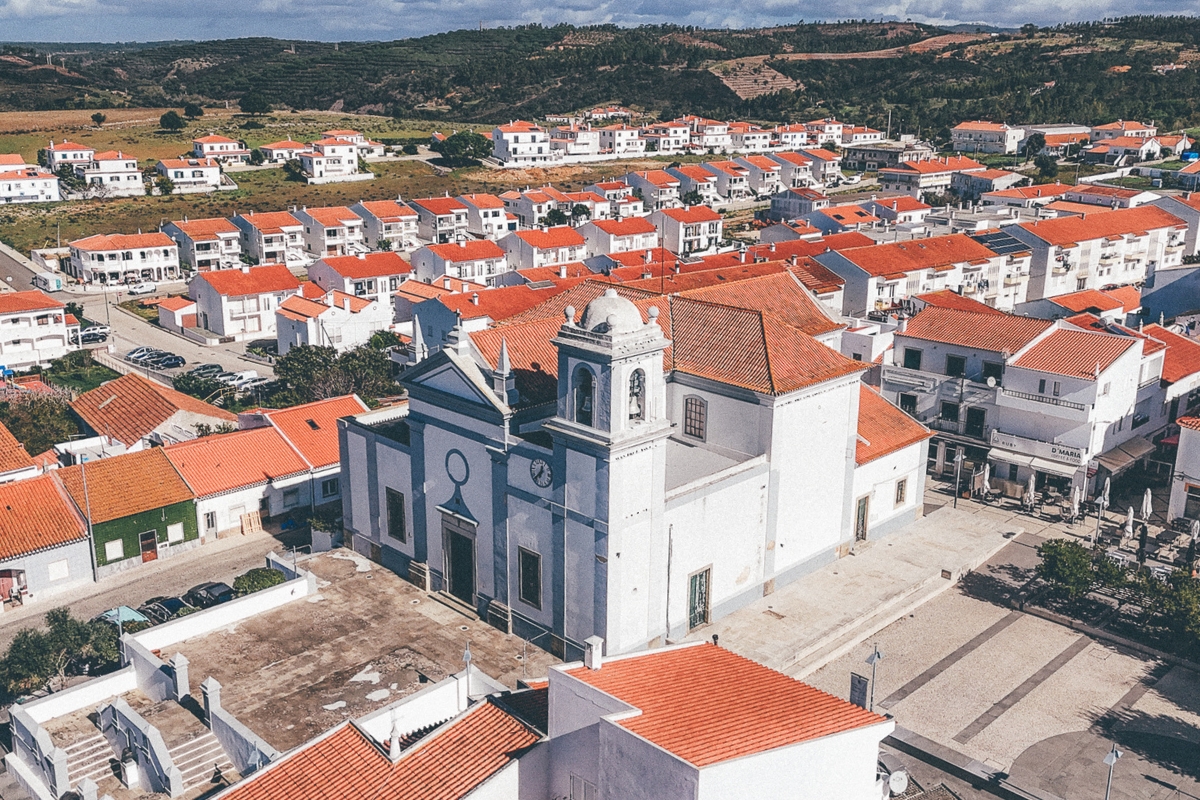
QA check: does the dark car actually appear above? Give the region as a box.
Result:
[154,355,186,369]
[189,363,223,378]
[137,596,191,623]
[185,582,235,608]
[80,332,108,345]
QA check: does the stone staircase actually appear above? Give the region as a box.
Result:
[64,731,117,786]
[170,732,234,793]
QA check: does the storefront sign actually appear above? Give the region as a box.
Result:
[990,431,1084,465]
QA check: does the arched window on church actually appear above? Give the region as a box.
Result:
[574,367,594,427]
[628,369,645,421]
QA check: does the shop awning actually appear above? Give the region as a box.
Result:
[987,448,1034,468]
[1116,436,1155,462]
[1029,457,1078,478]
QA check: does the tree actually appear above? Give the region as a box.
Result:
[0,395,80,456]
[249,149,265,166]
[1034,154,1058,179]
[172,372,225,401]
[544,209,569,227]
[571,204,591,223]
[432,131,491,166]
[183,103,204,120]
[368,330,402,350]
[159,110,186,131]
[337,346,398,399]
[90,112,106,128]
[1023,132,1046,161]
[239,93,270,116]
[233,567,286,596]
[1036,539,1094,600]
[0,610,119,700]
[275,344,339,391]
[155,175,176,196]
[681,189,703,206]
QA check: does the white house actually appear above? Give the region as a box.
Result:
[492,120,553,167]
[0,167,60,204]
[862,196,933,225]
[734,155,784,196]
[951,121,1026,154]
[192,134,251,164]
[156,157,222,193]
[67,232,181,285]
[44,140,94,172]
[232,211,306,266]
[76,150,142,197]
[642,121,691,153]
[773,124,810,149]
[300,138,368,183]
[649,206,724,254]
[410,240,509,285]
[294,206,366,257]
[1092,120,1158,141]
[598,124,645,156]
[502,227,588,271]
[879,156,986,198]
[766,151,816,188]
[258,140,309,163]
[350,198,419,251]
[190,264,302,340]
[1168,417,1200,523]
[550,124,601,157]
[162,217,242,271]
[320,129,385,158]
[728,121,773,152]
[458,193,514,240]
[681,116,732,150]
[624,170,681,210]
[308,251,411,306]
[411,196,469,244]
[702,160,752,200]
[276,291,393,355]
[666,165,722,205]
[0,291,76,370]
[339,279,925,659]
[805,118,844,145]
[580,217,659,256]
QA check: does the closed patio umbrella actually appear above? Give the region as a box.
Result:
[1192,518,1199,543]
[1025,473,1036,507]
[1101,477,1111,507]
[982,464,991,496]
[1071,486,1081,520]
[1142,488,1154,522]
[1125,507,1135,539]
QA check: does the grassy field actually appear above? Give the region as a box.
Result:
[0,111,714,253]
[43,358,120,394]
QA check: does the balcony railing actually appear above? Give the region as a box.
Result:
[925,417,990,440]
[1000,387,1087,411]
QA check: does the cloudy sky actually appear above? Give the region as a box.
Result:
[0,0,1193,42]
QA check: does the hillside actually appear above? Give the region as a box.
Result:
[4,17,1200,133]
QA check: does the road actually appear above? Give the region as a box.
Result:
[0,247,36,291]
[0,528,304,650]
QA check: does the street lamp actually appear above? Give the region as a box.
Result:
[952,449,965,509]
[865,644,884,712]
[1103,743,1122,800]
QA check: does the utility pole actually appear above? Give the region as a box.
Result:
[865,645,884,712]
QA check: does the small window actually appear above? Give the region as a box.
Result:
[386,488,407,542]
[573,367,594,427]
[570,775,597,800]
[1053,381,1061,397]
[898,393,917,414]
[982,361,1003,384]
[46,559,69,582]
[852,352,863,361]
[684,396,707,440]
[1101,382,1111,396]
[1186,486,1200,519]
[628,369,646,421]
[283,488,300,508]
[895,479,907,507]
[321,477,339,498]
[104,538,124,562]
[1038,379,1047,394]
[945,355,966,378]
[903,348,923,371]
[204,512,217,530]
[167,523,184,543]
[940,401,960,422]
[518,547,542,609]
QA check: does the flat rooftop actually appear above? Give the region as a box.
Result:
[665,437,756,493]
[170,551,559,752]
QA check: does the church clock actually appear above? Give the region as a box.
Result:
[530,458,553,488]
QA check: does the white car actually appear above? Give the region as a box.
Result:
[842,175,862,185]
[219,370,259,388]
[128,282,157,295]
[82,325,111,337]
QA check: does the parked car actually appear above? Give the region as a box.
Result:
[126,346,156,361]
[137,596,191,623]
[184,582,235,609]
[128,282,157,296]
[142,352,179,367]
[842,175,862,185]
[92,606,150,629]
[189,364,224,378]
[239,377,270,391]
[154,355,186,369]
[130,349,167,364]
[81,325,111,337]
[80,332,108,345]
[213,372,237,385]
[228,371,260,388]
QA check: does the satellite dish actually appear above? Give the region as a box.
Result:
[987,376,997,387]
[889,770,909,796]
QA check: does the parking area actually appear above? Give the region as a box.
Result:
[805,541,1200,800]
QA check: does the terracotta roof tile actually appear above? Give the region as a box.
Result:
[302,206,361,227]
[412,197,467,216]
[238,211,302,233]
[564,643,886,767]
[194,135,240,144]
[835,234,998,278]
[155,296,195,312]
[356,200,417,220]
[881,156,983,175]
[1050,288,1124,314]
[165,427,309,496]
[217,702,539,800]
[621,261,789,294]
[70,373,236,447]
[169,218,239,240]
[159,158,220,169]
[437,285,567,322]
[856,385,932,465]
[901,307,1051,353]
[677,272,840,337]
[0,290,63,314]
[983,183,1069,200]
[659,205,722,223]
[627,170,679,188]
[788,257,847,294]
[472,318,562,408]
[1017,206,1184,247]
[70,232,175,251]
[59,448,193,524]
[457,193,505,210]
[1104,285,1141,312]
[512,227,586,249]
[588,217,657,236]
[198,265,301,297]
[424,240,505,263]
[266,395,368,469]
[915,290,1004,315]
[0,474,87,561]
[260,140,308,150]
[1138,324,1200,383]
[318,252,411,279]
[1012,328,1137,379]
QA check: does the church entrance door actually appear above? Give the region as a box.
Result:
[444,528,476,606]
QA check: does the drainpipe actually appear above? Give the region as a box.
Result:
[81,460,98,582]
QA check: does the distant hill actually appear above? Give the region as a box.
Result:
[3,16,1200,136]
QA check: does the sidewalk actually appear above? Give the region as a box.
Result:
[688,502,1021,677]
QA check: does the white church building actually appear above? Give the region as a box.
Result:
[339,278,930,659]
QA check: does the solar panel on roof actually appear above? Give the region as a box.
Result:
[969,230,1028,256]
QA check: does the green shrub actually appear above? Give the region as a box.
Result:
[233,567,286,596]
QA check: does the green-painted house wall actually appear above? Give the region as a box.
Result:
[93,500,198,567]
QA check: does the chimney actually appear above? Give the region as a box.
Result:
[896,314,908,333]
[241,265,250,274]
[389,719,402,759]
[343,297,351,311]
[584,636,604,670]
[357,252,366,259]
[769,241,776,252]
[444,277,452,290]
[471,292,479,305]
[559,264,567,279]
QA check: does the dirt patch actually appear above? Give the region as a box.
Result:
[712,61,801,100]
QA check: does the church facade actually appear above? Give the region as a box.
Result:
[339,279,930,659]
